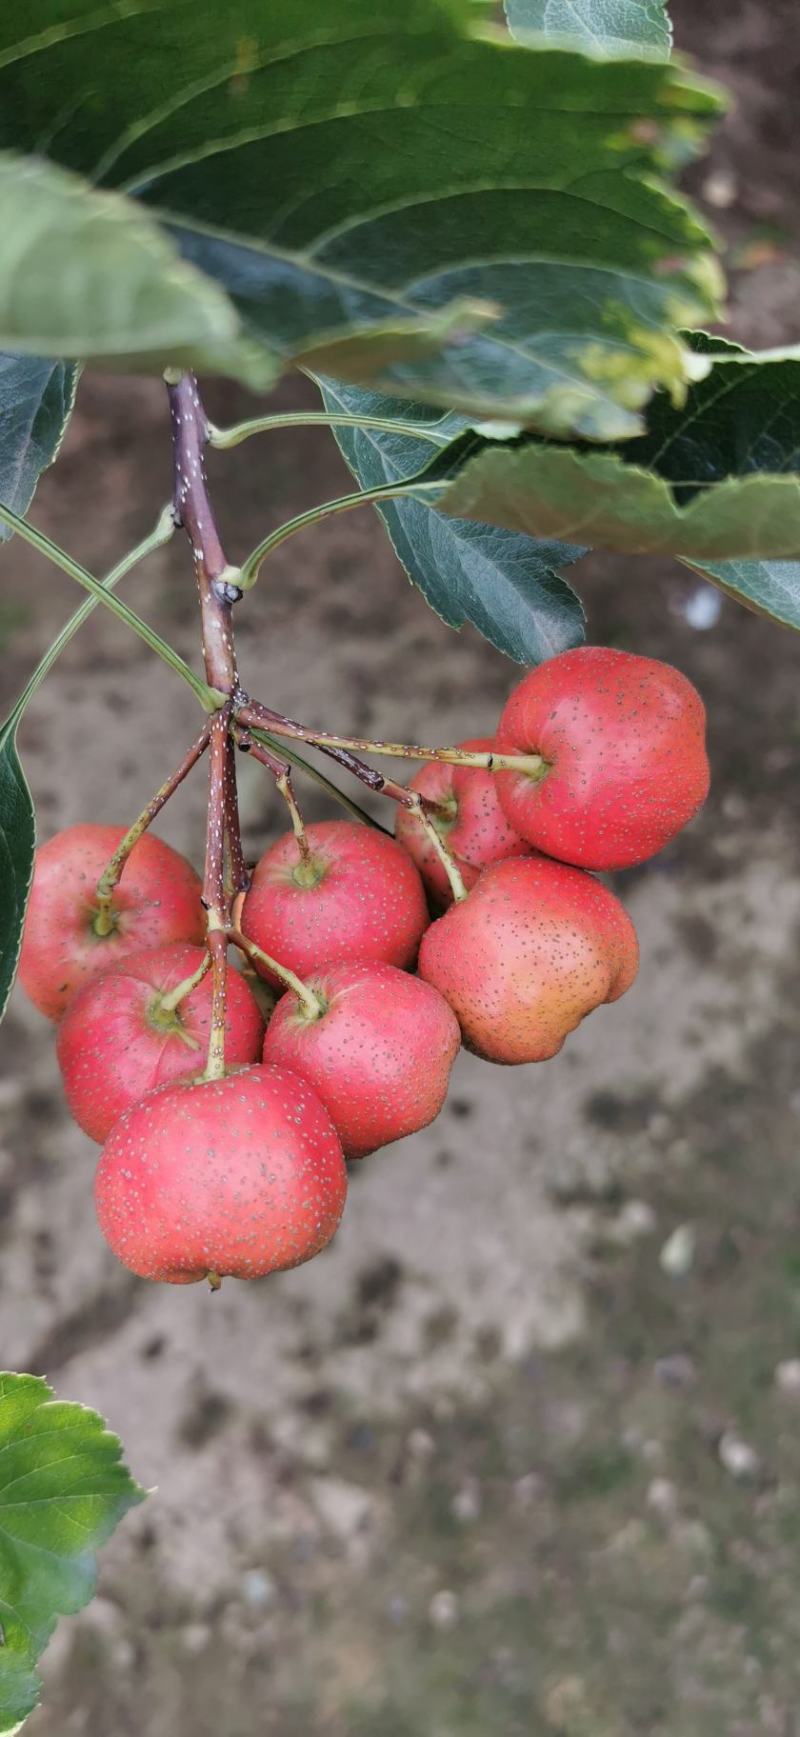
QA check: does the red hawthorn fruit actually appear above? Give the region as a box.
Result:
[57,943,265,1143]
[241,819,429,986]
[262,960,461,1158]
[418,855,638,1064]
[394,736,528,906]
[494,646,710,870]
[18,823,204,1020]
[94,1064,347,1284]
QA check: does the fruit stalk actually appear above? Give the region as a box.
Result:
[93,723,211,935]
[229,929,324,1020]
[404,794,468,903]
[240,700,467,899]
[237,729,314,871]
[222,731,250,918]
[236,696,544,777]
[156,950,212,1017]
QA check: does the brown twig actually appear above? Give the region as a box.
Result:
[168,372,242,1078]
[168,373,240,698]
[201,711,230,1081]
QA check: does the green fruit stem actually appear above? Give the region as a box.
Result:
[156,951,212,1016]
[93,723,211,933]
[411,797,469,903]
[236,699,544,778]
[229,930,324,1022]
[239,730,314,870]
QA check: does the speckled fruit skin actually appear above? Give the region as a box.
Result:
[418,856,638,1064]
[494,646,710,871]
[57,944,265,1144]
[241,819,429,986]
[262,961,461,1159]
[18,823,205,1020]
[394,736,528,907]
[94,1064,347,1284]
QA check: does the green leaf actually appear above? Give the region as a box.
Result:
[432,334,800,628]
[439,440,800,561]
[318,377,586,662]
[505,0,671,58]
[0,717,33,1024]
[683,556,800,630]
[620,331,800,494]
[0,1373,145,1732]
[618,330,800,625]
[0,1,723,433]
[0,154,267,384]
[0,356,76,545]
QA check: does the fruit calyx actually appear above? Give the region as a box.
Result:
[90,901,121,939]
[289,984,330,1025]
[513,753,550,785]
[145,994,200,1051]
[291,852,327,890]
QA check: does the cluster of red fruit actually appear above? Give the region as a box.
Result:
[17,647,709,1290]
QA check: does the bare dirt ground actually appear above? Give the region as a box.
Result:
[2,5,800,1733]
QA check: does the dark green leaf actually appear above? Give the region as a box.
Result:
[0,1373,145,1733]
[0,1,723,432]
[433,335,800,625]
[0,717,34,1024]
[621,332,800,498]
[621,331,800,625]
[0,356,76,545]
[505,0,671,58]
[319,377,586,662]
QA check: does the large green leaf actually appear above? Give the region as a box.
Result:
[0,717,34,1023]
[319,377,586,662]
[0,1373,145,1732]
[505,0,671,58]
[439,442,800,559]
[0,356,76,546]
[435,336,800,625]
[0,1,723,433]
[0,154,267,383]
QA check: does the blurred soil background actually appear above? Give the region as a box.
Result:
[2,3,800,1732]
